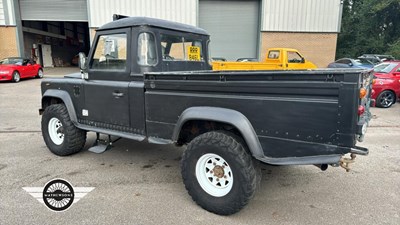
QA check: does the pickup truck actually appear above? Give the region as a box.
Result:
[212,48,317,71]
[39,15,372,215]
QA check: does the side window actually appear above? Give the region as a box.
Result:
[287,51,303,63]
[91,33,127,70]
[337,59,350,64]
[160,34,203,61]
[268,50,280,59]
[138,33,157,66]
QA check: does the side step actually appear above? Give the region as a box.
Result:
[88,133,121,154]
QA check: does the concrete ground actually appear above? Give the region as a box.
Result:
[0,76,399,225]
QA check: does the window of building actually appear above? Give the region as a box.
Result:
[91,33,127,70]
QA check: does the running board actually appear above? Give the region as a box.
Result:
[88,133,121,154]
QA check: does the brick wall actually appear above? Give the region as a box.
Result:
[0,26,18,59]
[260,32,338,68]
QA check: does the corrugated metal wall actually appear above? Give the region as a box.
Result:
[0,0,5,25]
[262,0,342,32]
[199,0,259,60]
[20,0,88,21]
[88,0,197,28]
[0,0,15,25]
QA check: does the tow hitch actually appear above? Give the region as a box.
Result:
[340,153,356,172]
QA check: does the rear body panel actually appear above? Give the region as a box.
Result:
[144,70,372,159]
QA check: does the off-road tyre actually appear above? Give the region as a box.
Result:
[181,131,260,215]
[41,104,86,156]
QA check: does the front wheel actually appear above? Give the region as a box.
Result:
[41,104,86,156]
[36,69,44,78]
[181,131,260,215]
[376,90,396,108]
[12,71,20,82]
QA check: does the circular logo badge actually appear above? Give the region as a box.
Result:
[42,179,75,211]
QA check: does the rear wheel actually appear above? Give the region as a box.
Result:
[181,131,260,215]
[41,104,86,156]
[12,71,20,82]
[36,69,44,78]
[376,90,395,108]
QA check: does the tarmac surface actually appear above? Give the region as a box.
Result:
[0,71,399,225]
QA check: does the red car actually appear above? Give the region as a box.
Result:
[372,61,400,108]
[0,57,43,82]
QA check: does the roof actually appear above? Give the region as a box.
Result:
[98,16,209,36]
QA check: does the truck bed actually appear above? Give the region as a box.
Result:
[144,69,371,164]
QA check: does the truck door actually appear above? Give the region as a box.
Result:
[83,30,131,128]
[286,51,307,69]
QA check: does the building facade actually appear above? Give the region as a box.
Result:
[0,0,343,67]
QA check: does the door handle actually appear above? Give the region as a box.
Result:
[112,91,124,98]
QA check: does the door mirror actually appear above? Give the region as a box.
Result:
[393,72,400,76]
[348,62,353,67]
[301,57,305,63]
[78,52,87,71]
[78,52,88,79]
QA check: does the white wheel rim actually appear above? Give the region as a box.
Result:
[38,70,43,77]
[195,153,233,197]
[48,118,64,145]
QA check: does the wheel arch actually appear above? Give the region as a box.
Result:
[41,89,78,124]
[172,107,264,159]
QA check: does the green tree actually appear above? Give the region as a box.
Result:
[336,0,400,59]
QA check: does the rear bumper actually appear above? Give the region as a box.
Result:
[350,146,369,155]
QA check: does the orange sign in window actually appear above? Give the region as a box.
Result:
[188,46,201,61]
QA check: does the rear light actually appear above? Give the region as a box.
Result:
[358,105,365,115]
[359,88,367,99]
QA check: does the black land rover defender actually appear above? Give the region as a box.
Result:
[39,15,372,215]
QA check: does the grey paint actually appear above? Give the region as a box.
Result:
[11,0,24,56]
[42,89,78,124]
[199,0,259,61]
[2,0,9,25]
[172,106,264,158]
[19,0,88,21]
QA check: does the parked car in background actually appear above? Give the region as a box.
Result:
[0,57,43,82]
[211,57,227,62]
[236,58,258,62]
[213,48,316,71]
[372,61,400,108]
[327,58,374,69]
[359,54,395,65]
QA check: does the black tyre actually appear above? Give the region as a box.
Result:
[181,131,260,215]
[41,104,86,156]
[36,69,44,78]
[376,90,396,108]
[12,71,20,82]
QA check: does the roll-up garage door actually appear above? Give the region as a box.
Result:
[199,0,259,61]
[20,0,88,21]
